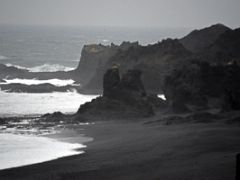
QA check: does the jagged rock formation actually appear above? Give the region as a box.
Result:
[78,42,140,93]
[180,24,230,53]
[81,39,191,94]
[77,68,166,119]
[163,61,240,112]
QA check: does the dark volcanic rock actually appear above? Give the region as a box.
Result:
[206,28,240,62]
[103,68,146,99]
[41,112,65,122]
[163,61,240,112]
[180,24,230,53]
[103,67,121,97]
[0,117,6,125]
[77,68,166,119]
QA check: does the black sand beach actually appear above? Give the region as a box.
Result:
[0,115,239,180]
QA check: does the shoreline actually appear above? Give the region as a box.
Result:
[0,121,93,171]
[0,118,239,180]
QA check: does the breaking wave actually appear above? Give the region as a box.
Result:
[0,133,86,170]
[29,64,75,72]
[1,78,76,87]
[5,63,75,72]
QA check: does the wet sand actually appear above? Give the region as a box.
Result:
[0,118,240,180]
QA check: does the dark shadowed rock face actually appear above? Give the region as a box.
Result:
[206,28,240,62]
[163,61,240,112]
[103,67,121,97]
[77,68,166,119]
[180,24,230,53]
[41,112,65,122]
[103,68,146,99]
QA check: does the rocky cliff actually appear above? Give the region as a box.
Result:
[80,39,191,94]
[75,44,119,85]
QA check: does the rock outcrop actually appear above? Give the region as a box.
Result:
[206,28,240,63]
[180,24,230,53]
[77,68,166,119]
[75,44,119,86]
[78,42,140,93]
[163,61,240,112]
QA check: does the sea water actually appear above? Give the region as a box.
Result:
[0,90,97,116]
[0,24,181,170]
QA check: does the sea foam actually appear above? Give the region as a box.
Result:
[5,63,75,72]
[1,78,76,87]
[0,133,85,170]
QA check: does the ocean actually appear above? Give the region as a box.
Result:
[0,24,188,170]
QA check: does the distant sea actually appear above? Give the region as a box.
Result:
[0,25,189,170]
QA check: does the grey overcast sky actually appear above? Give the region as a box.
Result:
[0,0,239,28]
